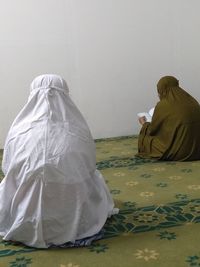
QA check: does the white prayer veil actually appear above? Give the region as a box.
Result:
[2,74,93,174]
[0,74,116,248]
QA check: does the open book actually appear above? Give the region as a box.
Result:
[137,107,155,122]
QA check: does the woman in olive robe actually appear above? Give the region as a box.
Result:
[137,76,200,161]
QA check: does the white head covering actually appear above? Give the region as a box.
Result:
[30,74,69,93]
[6,74,90,141]
[2,74,93,173]
[0,74,115,248]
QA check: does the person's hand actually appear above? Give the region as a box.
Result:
[138,116,146,125]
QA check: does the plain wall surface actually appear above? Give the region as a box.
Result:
[1,0,200,148]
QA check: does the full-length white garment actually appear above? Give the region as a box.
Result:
[0,74,117,248]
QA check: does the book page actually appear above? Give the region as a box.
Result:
[137,112,152,122]
[137,107,155,123]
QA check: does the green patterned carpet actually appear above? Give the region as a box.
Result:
[1,136,200,267]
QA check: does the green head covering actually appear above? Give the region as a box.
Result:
[157,76,179,99]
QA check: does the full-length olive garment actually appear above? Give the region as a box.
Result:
[137,76,200,161]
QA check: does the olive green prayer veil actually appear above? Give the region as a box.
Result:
[137,76,200,161]
[157,76,179,99]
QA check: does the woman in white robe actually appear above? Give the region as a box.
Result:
[0,74,117,248]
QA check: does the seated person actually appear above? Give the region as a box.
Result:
[0,74,118,248]
[136,75,200,161]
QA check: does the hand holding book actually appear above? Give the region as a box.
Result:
[137,107,155,124]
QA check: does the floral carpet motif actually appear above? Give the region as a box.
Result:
[1,136,200,267]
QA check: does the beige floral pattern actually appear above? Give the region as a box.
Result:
[125,181,139,187]
[168,175,182,180]
[133,212,166,226]
[152,167,166,172]
[186,222,194,226]
[122,232,133,237]
[134,248,159,261]
[188,185,200,190]
[140,192,155,198]
[113,172,126,177]
[60,263,80,267]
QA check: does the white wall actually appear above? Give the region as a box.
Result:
[1,0,200,147]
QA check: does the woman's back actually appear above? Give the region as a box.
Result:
[0,74,116,248]
[137,76,200,161]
